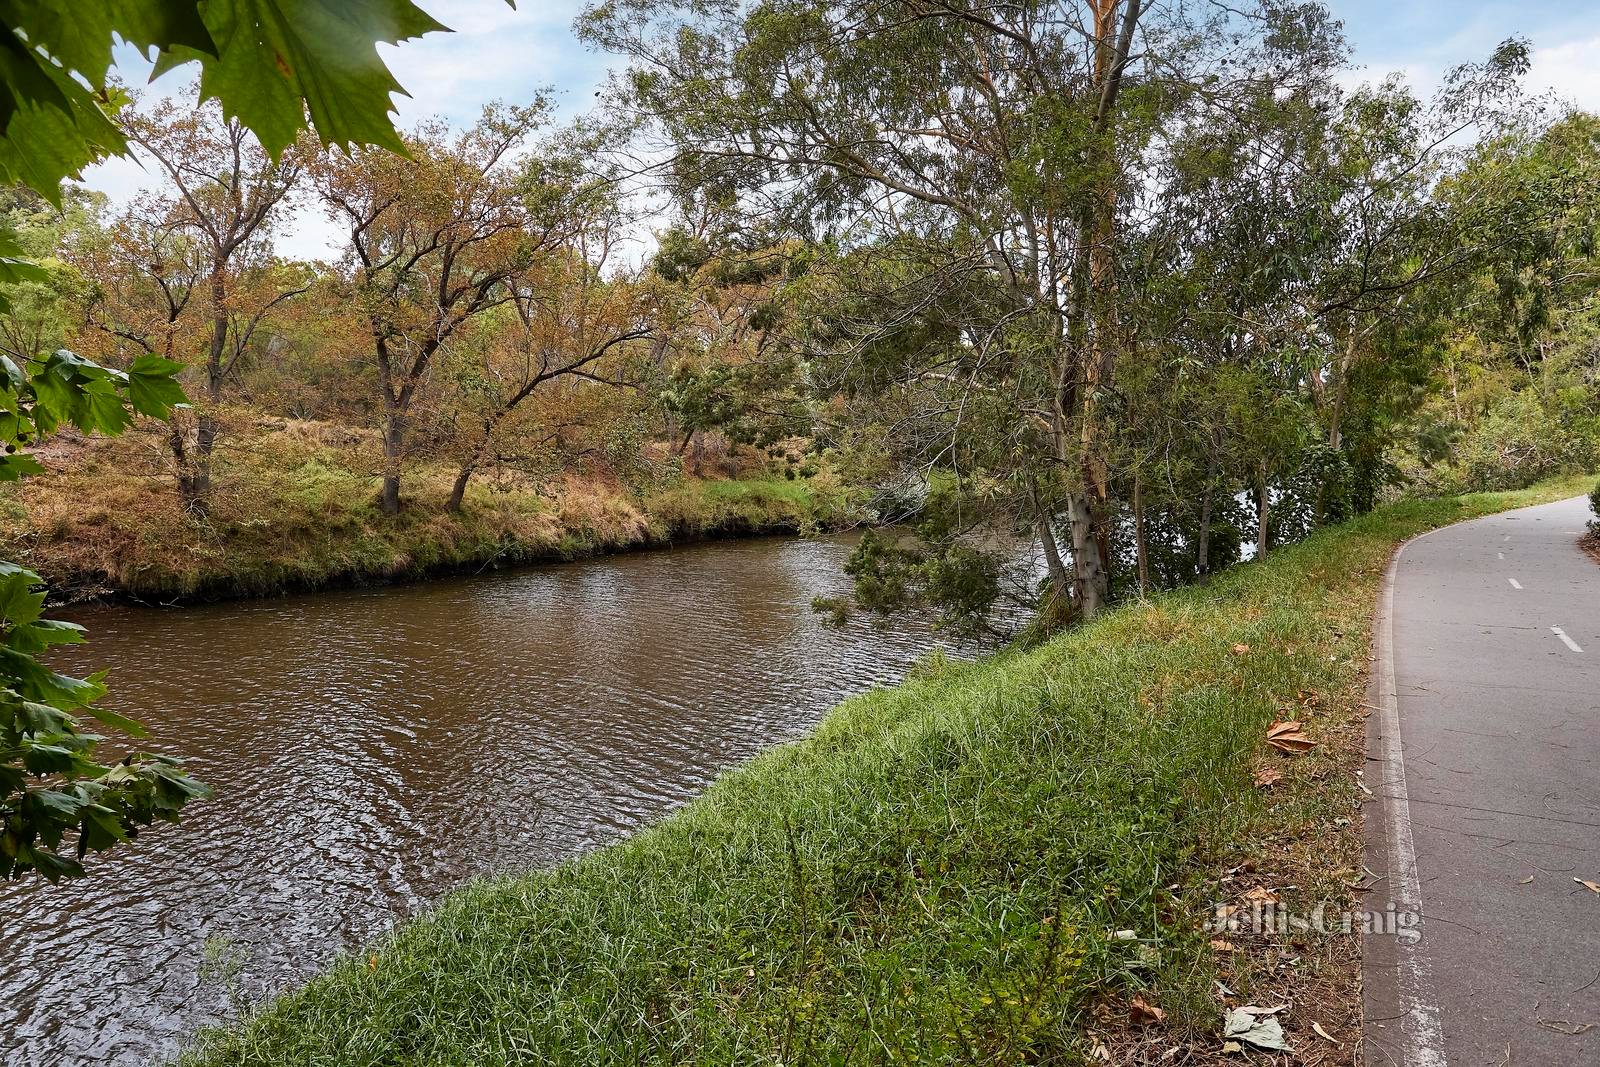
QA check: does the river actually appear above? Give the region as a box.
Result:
[0,535,947,1067]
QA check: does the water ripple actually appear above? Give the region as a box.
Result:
[0,535,946,1067]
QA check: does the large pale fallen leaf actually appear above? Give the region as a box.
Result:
[1225,1006,1294,1052]
[1266,720,1318,754]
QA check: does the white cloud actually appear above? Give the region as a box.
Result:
[1529,34,1600,113]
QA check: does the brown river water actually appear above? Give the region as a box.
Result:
[0,535,947,1067]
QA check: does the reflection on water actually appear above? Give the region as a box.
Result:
[0,535,944,1067]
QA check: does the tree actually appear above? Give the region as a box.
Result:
[118,89,308,507]
[446,261,655,512]
[440,137,656,510]
[315,104,551,515]
[582,0,1343,620]
[650,216,813,462]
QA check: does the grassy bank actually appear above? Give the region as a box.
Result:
[0,416,854,602]
[176,477,1591,1065]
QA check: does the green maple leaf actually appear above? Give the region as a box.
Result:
[0,1,214,85]
[125,354,188,419]
[166,0,450,157]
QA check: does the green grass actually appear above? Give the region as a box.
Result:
[176,476,1591,1066]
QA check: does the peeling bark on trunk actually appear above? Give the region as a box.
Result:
[1196,432,1218,578]
[1065,490,1108,618]
[1255,459,1270,561]
[1133,473,1148,597]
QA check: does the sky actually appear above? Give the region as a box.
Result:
[81,0,1600,261]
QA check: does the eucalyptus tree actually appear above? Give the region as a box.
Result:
[583,0,1345,620]
[651,213,814,461]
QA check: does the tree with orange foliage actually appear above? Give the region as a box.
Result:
[314,103,573,515]
[113,88,308,508]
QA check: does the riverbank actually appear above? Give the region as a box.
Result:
[174,477,1588,1065]
[0,416,856,603]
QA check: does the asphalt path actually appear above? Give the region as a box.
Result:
[1364,496,1600,1066]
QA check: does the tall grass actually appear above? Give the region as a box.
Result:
[177,477,1590,1065]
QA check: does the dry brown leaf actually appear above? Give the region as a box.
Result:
[1242,886,1280,905]
[1210,938,1238,953]
[1266,719,1318,755]
[1575,878,1600,894]
[1130,995,1167,1025]
[1253,766,1282,788]
[1231,643,1251,654]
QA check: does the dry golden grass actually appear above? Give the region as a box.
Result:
[0,418,854,601]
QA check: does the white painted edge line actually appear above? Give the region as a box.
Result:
[1508,578,1523,589]
[1373,535,1449,1067]
[1552,627,1584,653]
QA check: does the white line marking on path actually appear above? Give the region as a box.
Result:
[1552,627,1584,653]
[1508,578,1523,589]
[1375,541,1449,1067]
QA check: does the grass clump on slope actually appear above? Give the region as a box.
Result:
[178,476,1591,1065]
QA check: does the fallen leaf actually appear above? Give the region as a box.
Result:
[1575,878,1600,894]
[1130,995,1167,1025]
[1313,1021,1342,1046]
[1232,643,1251,654]
[1253,766,1282,788]
[1266,719,1318,755]
[1210,938,1238,953]
[1537,1017,1596,1036]
[1243,886,1280,905]
[1225,1007,1294,1052]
